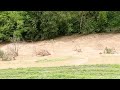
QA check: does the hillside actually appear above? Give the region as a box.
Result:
[1,33,120,69]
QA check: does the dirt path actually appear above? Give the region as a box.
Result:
[1,33,120,69]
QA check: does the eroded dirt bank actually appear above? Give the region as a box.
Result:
[1,33,120,69]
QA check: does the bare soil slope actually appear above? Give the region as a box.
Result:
[1,33,120,69]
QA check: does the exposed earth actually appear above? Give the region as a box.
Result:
[1,33,120,69]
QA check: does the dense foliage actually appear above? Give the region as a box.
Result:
[0,11,120,42]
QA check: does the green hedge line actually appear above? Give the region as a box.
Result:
[0,11,120,42]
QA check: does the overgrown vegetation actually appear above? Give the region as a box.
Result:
[1,64,120,79]
[1,11,120,42]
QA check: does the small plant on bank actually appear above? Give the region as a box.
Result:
[33,47,51,56]
[74,48,82,52]
[6,36,21,60]
[103,47,116,54]
[0,49,4,59]
[0,49,11,61]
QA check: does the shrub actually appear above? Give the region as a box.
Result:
[74,48,82,52]
[0,49,11,61]
[2,54,11,61]
[35,49,51,56]
[0,49,4,59]
[6,36,21,60]
[104,47,116,54]
[6,45,19,60]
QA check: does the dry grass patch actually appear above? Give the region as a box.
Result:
[0,49,11,61]
[104,47,116,54]
[34,49,51,56]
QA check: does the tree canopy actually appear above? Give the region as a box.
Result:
[0,11,120,42]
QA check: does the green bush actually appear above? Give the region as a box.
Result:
[0,11,120,42]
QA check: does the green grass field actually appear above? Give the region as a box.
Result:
[0,64,120,79]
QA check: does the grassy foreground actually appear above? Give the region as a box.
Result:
[0,64,120,79]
